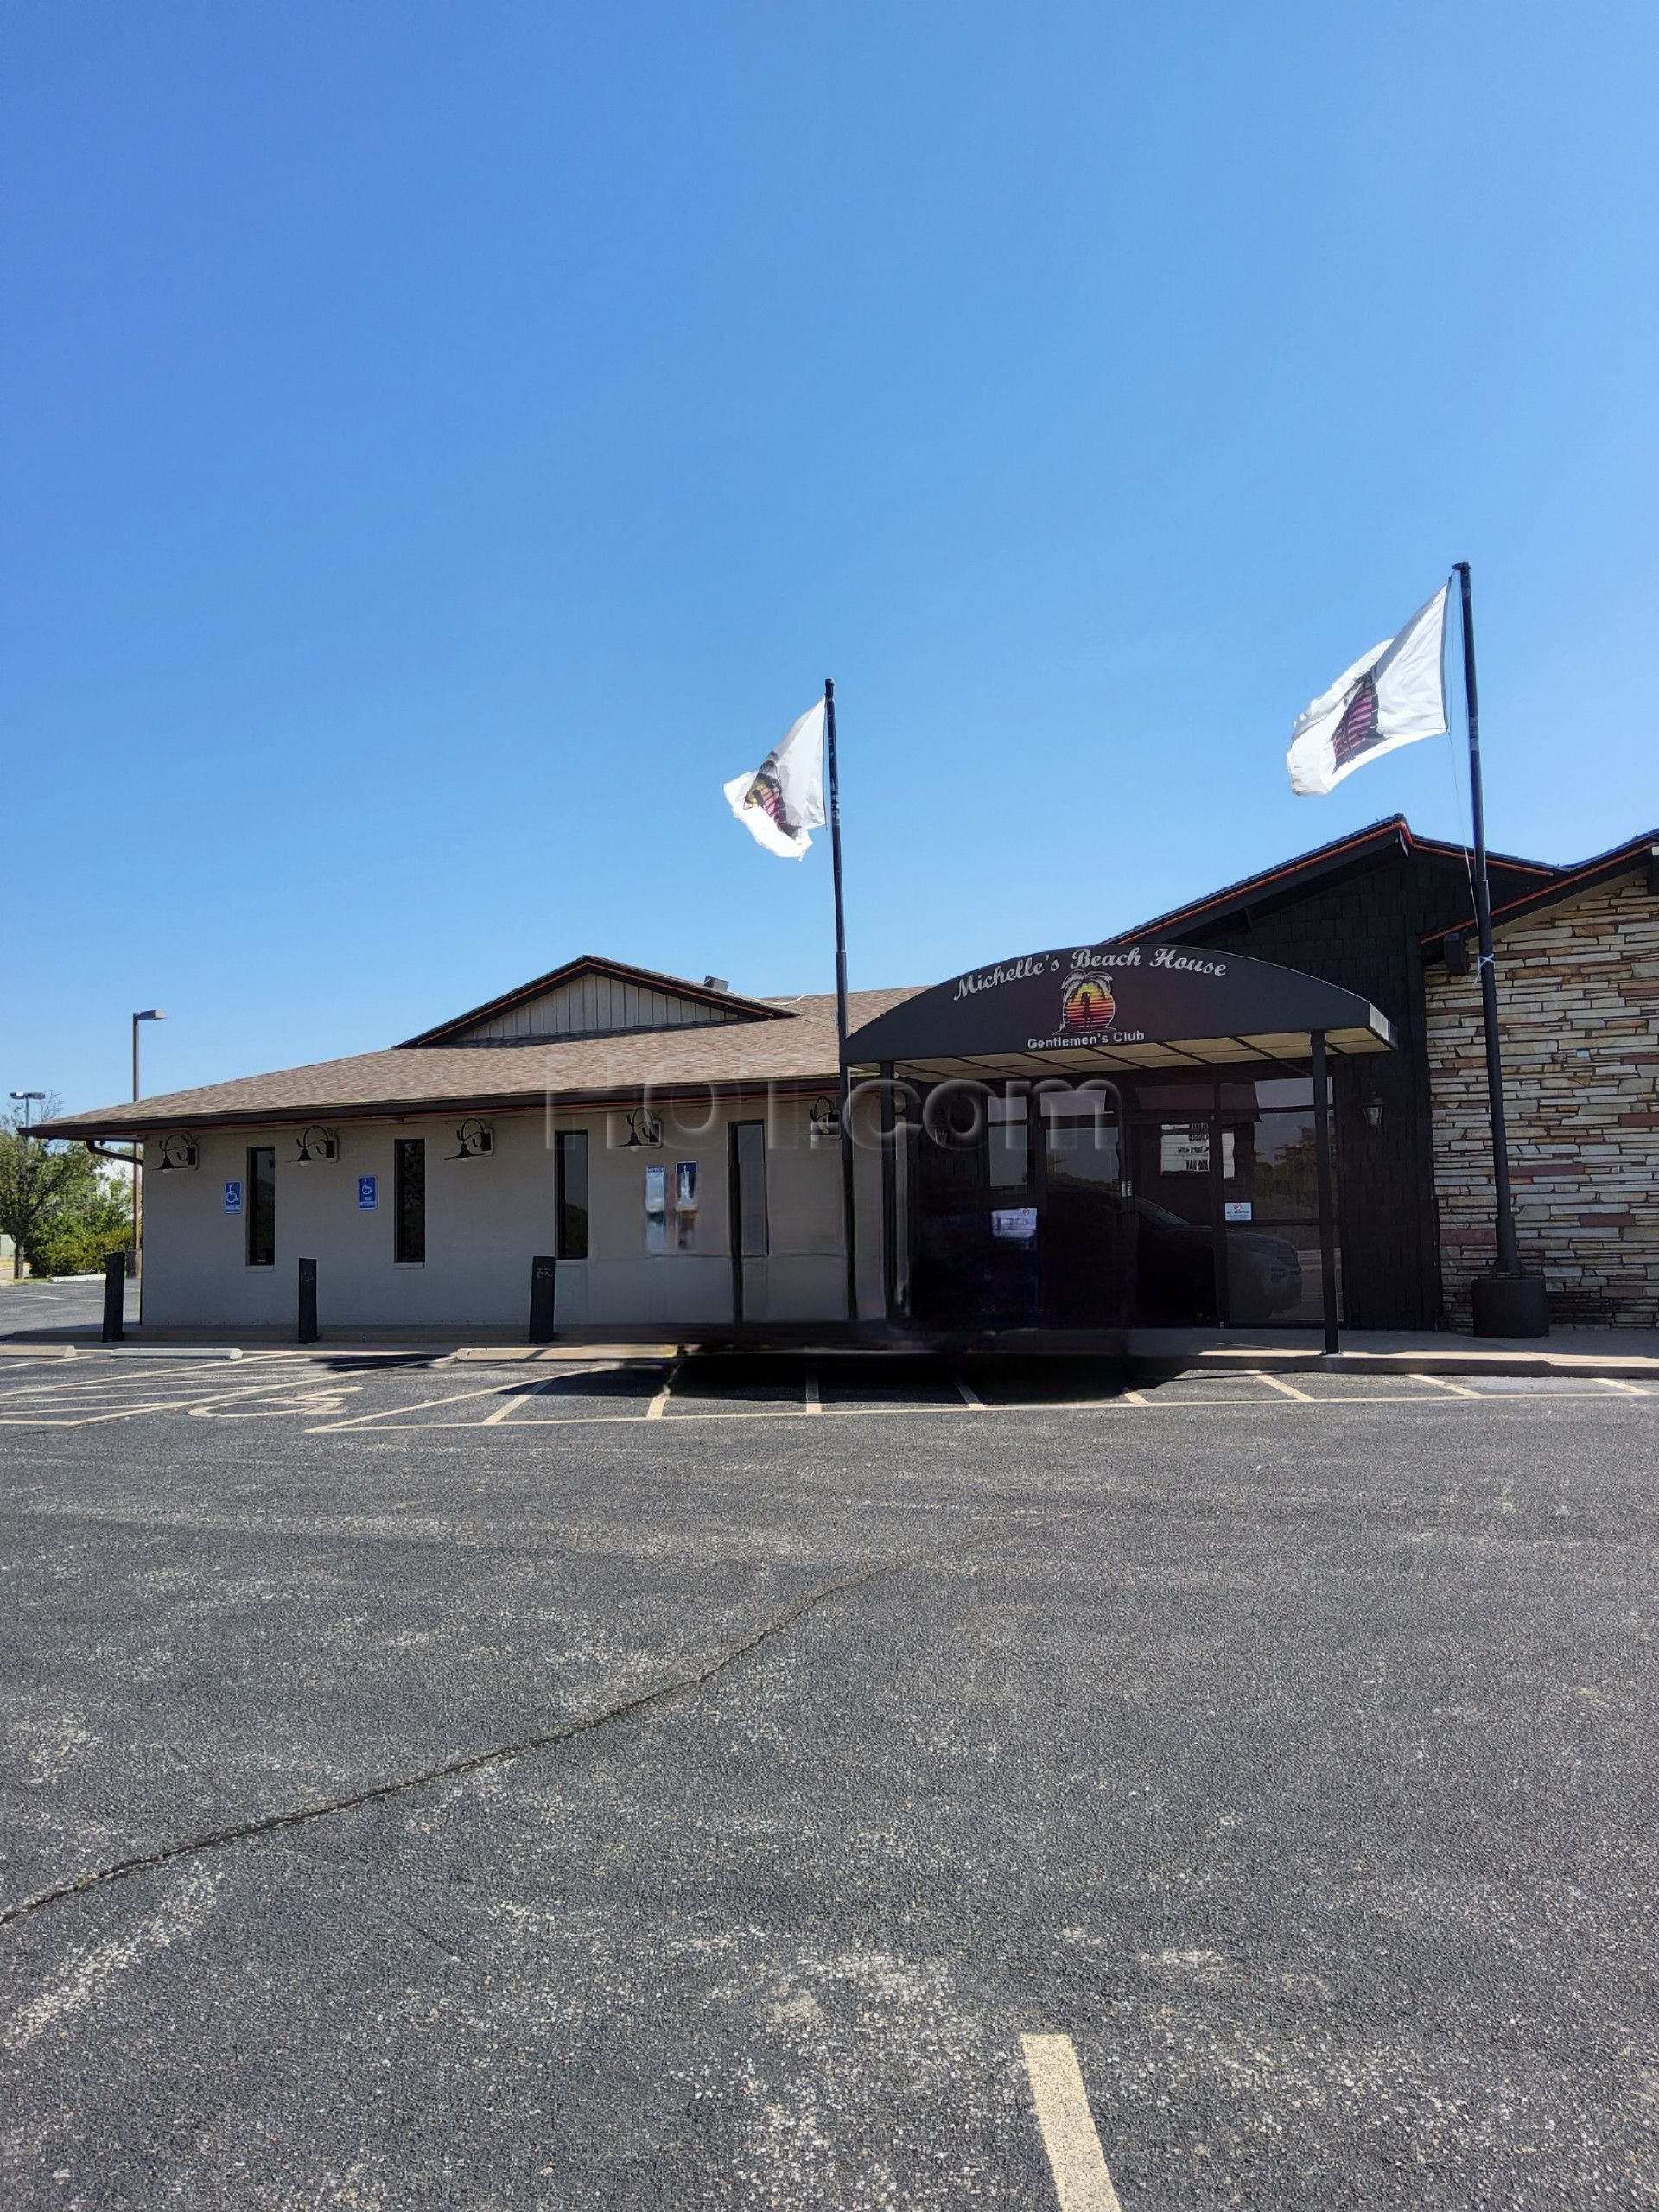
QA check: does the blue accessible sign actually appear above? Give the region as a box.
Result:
[358,1175,378,1210]
[223,1179,243,1214]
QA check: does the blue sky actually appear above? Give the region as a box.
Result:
[5,2,1655,1114]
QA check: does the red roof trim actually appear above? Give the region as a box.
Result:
[1421,834,1657,952]
[1124,815,1554,942]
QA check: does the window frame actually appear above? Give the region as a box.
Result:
[394,1136,426,1266]
[555,1129,589,1260]
[731,1119,769,1258]
[245,1145,276,1268]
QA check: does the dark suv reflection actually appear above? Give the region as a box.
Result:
[1135,1198,1303,1323]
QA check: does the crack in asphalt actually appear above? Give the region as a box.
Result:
[0,1527,1003,1932]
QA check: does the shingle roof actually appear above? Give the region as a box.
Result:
[38,988,924,1141]
[399,952,788,1046]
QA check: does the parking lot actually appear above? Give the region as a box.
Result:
[2,1349,1655,2208]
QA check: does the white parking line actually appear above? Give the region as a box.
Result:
[1421,1373,1481,1396]
[956,1372,986,1409]
[1598,1376,1648,1395]
[645,1362,682,1420]
[0,1352,289,1406]
[804,1363,822,1414]
[482,1378,556,1426]
[0,1370,385,1428]
[1252,1369,1312,1400]
[297,1387,1637,1434]
[1021,2034,1122,2212]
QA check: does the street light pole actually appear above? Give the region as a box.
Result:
[130,1010,165,1283]
[7,1090,46,1281]
[7,1088,45,1282]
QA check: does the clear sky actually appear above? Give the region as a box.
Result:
[5,2,1656,1115]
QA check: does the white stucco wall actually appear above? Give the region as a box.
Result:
[140,1092,880,1332]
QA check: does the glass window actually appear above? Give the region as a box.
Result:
[734,1122,767,1256]
[246,1147,275,1268]
[556,1130,588,1258]
[1045,1119,1121,1191]
[987,1095,1028,1190]
[395,1138,426,1263]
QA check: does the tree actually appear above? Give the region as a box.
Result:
[0,1098,130,1276]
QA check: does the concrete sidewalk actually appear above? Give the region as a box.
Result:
[3,1313,1656,1380]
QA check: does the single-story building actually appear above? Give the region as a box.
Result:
[36,819,1656,1338]
[38,946,1392,1341]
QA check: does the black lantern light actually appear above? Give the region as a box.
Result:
[156,1132,199,1172]
[623,1107,663,1149]
[451,1117,494,1160]
[295,1125,339,1163]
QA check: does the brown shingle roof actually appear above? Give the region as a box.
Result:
[400,952,789,1046]
[37,989,924,1140]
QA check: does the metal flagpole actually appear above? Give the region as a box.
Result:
[824,678,858,1323]
[1455,562,1543,1333]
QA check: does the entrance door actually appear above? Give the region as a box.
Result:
[1128,1116,1222,1324]
[1038,1097,1129,1325]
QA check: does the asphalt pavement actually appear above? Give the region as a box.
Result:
[1,1353,1654,2209]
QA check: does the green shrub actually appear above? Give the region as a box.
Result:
[29,1222,134,1279]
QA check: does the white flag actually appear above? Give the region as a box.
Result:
[724,698,827,859]
[1287,584,1449,796]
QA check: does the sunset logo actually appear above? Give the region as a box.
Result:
[1060,973,1116,1034]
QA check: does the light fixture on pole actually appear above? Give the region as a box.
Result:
[131,1009,166,1284]
[5,1094,43,1281]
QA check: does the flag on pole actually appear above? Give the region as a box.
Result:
[1287,584,1450,795]
[724,697,826,859]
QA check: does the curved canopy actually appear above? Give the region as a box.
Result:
[844,941,1393,1075]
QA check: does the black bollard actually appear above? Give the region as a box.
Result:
[529,1254,556,1344]
[297,1256,318,1344]
[101,1250,126,1343]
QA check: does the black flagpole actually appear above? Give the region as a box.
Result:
[1455,561,1530,1310]
[824,678,858,1323]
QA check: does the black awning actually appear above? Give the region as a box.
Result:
[843,941,1393,1071]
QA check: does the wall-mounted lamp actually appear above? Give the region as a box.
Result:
[156,1132,199,1171]
[809,1094,841,1146]
[1362,1092,1385,1133]
[451,1116,494,1160]
[295,1125,339,1163]
[623,1107,663,1150]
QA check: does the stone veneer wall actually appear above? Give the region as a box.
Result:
[1425,867,1659,1327]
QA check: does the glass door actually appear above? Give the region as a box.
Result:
[1217,1078,1335,1326]
[1128,1116,1221,1324]
[1038,1094,1128,1325]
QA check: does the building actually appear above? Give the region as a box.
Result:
[38,948,1392,1341]
[36,823,1656,1340]
[1425,831,1659,1327]
[1121,818,1556,1329]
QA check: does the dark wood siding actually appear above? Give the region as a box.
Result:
[1155,849,1544,1328]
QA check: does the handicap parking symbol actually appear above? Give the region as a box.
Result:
[358,1175,378,1210]
[223,1179,243,1215]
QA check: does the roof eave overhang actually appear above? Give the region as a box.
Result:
[36,1071,845,1145]
[1421,845,1657,961]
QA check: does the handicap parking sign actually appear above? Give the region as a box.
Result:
[223,1179,243,1214]
[358,1175,378,1210]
